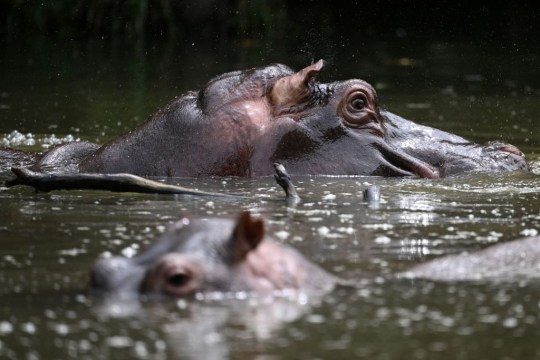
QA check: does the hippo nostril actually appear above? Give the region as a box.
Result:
[167,273,190,288]
[499,144,524,157]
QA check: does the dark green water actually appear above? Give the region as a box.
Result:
[1,40,540,359]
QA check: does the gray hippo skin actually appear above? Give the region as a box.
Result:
[90,212,338,298]
[402,237,540,281]
[1,60,530,178]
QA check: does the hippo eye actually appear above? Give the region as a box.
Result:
[339,88,383,135]
[351,97,366,110]
[167,273,190,288]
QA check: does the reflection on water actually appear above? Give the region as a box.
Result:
[1,170,540,359]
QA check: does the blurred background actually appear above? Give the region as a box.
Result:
[0,0,539,151]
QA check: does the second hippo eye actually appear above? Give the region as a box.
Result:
[167,273,190,288]
[351,97,366,110]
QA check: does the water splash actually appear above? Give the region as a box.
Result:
[1,130,80,148]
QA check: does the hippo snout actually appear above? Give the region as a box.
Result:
[90,256,145,297]
[483,142,530,172]
[434,141,530,176]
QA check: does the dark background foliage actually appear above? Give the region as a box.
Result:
[1,1,539,48]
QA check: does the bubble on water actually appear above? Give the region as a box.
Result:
[338,214,354,221]
[234,291,249,300]
[44,309,56,319]
[306,314,325,324]
[274,230,290,240]
[204,332,222,345]
[99,251,113,259]
[3,255,19,266]
[54,323,70,335]
[503,317,518,328]
[336,226,355,235]
[107,336,133,348]
[58,248,87,256]
[479,314,499,323]
[317,226,330,236]
[1,130,80,148]
[155,340,167,352]
[374,236,391,244]
[440,316,455,327]
[357,288,371,297]
[121,245,139,258]
[363,223,394,230]
[134,341,149,357]
[24,138,36,146]
[176,299,188,309]
[99,229,111,236]
[520,228,538,237]
[21,322,36,334]
[0,321,14,335]
[1,130,31,146]
[322,194,336,200]
[115,225,127,232]
[78,339,91,352]
[375,307,390,319]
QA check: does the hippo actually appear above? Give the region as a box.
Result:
[1,60,529,179]
[402,236,540,282]
[90,211,339,298]
[92,210,540,299]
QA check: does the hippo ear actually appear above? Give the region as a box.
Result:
[230,211,265,263]
[270,59,325,111]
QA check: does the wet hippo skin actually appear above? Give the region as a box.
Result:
[401,236,540,281]
[1,60,530,178]
[90,212,339,298]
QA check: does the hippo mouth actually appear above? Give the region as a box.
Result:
[373,142,441,179]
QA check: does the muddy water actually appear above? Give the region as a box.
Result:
[1,41,540,359]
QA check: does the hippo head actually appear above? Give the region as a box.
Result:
[196,60,529,178]
[90,212,336,299]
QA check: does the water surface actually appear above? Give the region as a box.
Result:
[1,40,539,359]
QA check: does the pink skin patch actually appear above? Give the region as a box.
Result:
[499,144,524,157]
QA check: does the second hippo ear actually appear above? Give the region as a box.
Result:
[229,211,265,263]
[270,59,325,111]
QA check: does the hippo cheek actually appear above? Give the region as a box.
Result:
[227,241,308,293]
[90,256,146,298]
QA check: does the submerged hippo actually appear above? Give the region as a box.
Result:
[90,212,339,298]
[1,60,529,178]
[402,236,540,282]
[92,210,540,299]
